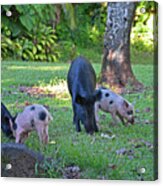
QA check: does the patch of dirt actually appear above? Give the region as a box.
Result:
[1,143,44,177]
[19,86,56,98]
[2,143,80,178]
[18,82,69,99]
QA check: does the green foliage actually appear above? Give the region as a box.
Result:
[56,3,106,48]
[62,4,76,31]
[131,1,156,52]
[1,4,56,36]
[1,2,156,62]
[1,23,60,62]
[1,4,60,62]
[21,24,59,62]
[1,25,22,59]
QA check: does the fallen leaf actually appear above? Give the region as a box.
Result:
[116,148,127,155]
[63,165,80,179]
[101,133,115,140]
[129,139,153,149]
[135,109,140,113]
[25,101,30,106]
[108,164,117,170]
[49,140,56,145]
[116,148,134,156]
[143,107,151,113]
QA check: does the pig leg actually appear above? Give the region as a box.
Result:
[117,113,127,126]
[37,125,49,144]
[36,125,44,143]
[75,117,81,132]
[93,118,99,132]
[94,104,100,129]
[73,114,81,132]
[72,103,81,132]
[15,128,24,143]
[72,103,77,125]
[43,125,49,144]
[110,112,119,125]
[20,132,29,143]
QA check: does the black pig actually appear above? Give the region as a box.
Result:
[67,56,101,134]
[1,102,17,138]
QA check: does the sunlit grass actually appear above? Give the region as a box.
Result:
[8,65,67,71]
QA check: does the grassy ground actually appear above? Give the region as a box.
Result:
[1,60,156,180]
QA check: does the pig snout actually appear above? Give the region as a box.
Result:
[131,118,135,124]
[128,117,134,124]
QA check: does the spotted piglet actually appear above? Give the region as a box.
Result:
[95,87,134,127]
[11,104,53,144]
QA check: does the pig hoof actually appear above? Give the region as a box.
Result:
[94,126,99,132]
[95,128,99,132]
[76,128,81,132]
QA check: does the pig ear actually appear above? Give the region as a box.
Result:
[76,94,86,105]
[123,100,129,108]
[12,114,18,130]
[9,119,14,131]
[94,89,102,101]
[12,113,18,122]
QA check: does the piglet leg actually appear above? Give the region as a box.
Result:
[117,113,127,126]
[111,112,119,126]
[15,128,24,143]
[20,132,29,143]
[43,126,49,144]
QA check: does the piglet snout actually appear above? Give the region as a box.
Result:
[130,118,135,124]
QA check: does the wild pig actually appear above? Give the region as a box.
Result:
[67,56,101,134]
[1,102,17,139]
[10,104,53,144]
[95,87,134,126]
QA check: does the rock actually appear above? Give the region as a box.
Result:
[1,143,44,177]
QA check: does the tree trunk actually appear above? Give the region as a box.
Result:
[101,2,143,93]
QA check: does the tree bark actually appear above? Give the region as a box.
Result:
[101,2,143,93]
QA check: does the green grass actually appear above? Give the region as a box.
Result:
[1,60,157,180]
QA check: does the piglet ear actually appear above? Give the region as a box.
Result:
[9,114,18,131]
[94,89,102,101]
[123,100,129,108]
[12,114,18,130]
